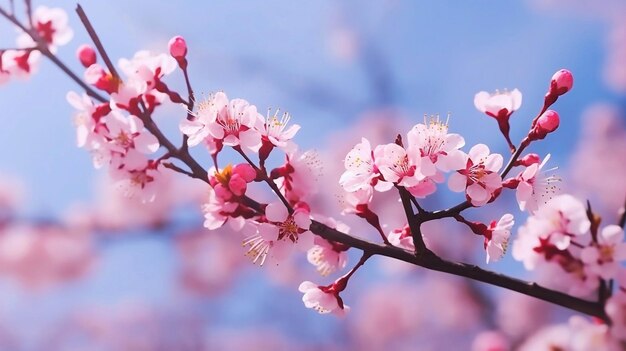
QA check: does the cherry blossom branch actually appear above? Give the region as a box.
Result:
[75,4,120,81]
[308,220,609,322]
[24,0,32,26]
[0,6,107,102]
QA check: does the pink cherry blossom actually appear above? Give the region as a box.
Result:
[109,151,162,203]
[387,225,414,251]
[340,188,374,214]
[484,213,514,263]
[104,112,159,154]
[180,92,262,152]
[374,143,424,189]
[307,222,350,276]
[474,89,522,150]
[202,188,239,230]
[1,49,41,79]
[515,154,561,213]
[448,144,503,206]
[340,138,381,192]
[84,63,119,94]
[260,109,300,152]
[275,150,323,202]
[581,225,626,280]
[298,281,349,316]
[17,6,73,51]
[243,202,313,265]
[474,89,522,118]
[406,115,466,176]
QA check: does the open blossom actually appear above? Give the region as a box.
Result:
[243,202,313,265]
[1,49,41,80]
[448,144,503,206]
[406,115,466,176]
[66,91,110,150]
[484,214,514,263]
[298,281,349,316]
[474,89,522,151]
[581,225,626,279]
[307,219,349,276]
[374,143,425,190]
[340,138,380,192]
[180,92,262,151]
[515,154,560,213]
[202,188,240,230]
[387,225,414,251]
[274,150,322,203]
[109,151,162,203]
[260,109,300,152]
[17,6,73,51]
[513,194,590,268]
[102,112,159,155]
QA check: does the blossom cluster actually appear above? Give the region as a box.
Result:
[5,5,626,349]
[0,6,72,85]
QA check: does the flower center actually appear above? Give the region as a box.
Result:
[278,217,300,243]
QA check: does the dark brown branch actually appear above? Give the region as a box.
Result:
[75,4,121,81]
[309,220,609,322]
[397,186,427,254]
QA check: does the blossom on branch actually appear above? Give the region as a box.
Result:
[448,144,503,206]
[299,280,349,316]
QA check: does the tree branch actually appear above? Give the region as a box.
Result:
[309,220,609,322]
[75,4,121,81]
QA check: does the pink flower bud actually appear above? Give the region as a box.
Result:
[550,69,573,96]
[168,36,187,59]
[515,153,540,167]
[76,44,97,68]
[232,163,256,183]
[537,110,560,133]
[228,174,247,196]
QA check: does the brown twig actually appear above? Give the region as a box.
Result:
[75,4,121,81]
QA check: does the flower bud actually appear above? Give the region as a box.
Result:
[76,44,96,68]
[537,110,560,133]
[550,69,573,96]
[168,36,187,59]
[514,153,540,167]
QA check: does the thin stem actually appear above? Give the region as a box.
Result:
[75,4,121,81]
[180,66,195,150]
[24,0,32,27]
[338,251,371,286]
[234,147,293,213]
[162,162,195,179]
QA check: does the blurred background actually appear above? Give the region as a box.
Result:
[0,0,625,350]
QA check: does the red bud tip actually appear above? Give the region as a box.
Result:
[515,153,540,167]
[537,110,560,133]
[76,44,96,68]
[550,69,573,96]
[168,36,187,59]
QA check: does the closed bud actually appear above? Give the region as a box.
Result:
[515,153,540,167]
[168,35,187,59]
[550,69,573,96]
[537,110,560,133]
[76,44,96,68]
